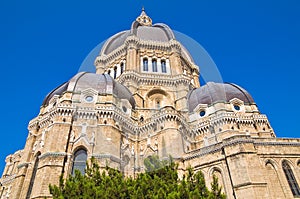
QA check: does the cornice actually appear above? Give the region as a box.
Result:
[39,152,66,160]
[184,136,254,160]
[95,36,182,66]
[254,139,300,146]
[0,174,16,185]
[17,162,29,169]
[118,71,193,87]
[92,154,121,164]
[190,112,271,135]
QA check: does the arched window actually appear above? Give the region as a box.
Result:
[152,59,157,72]
[114,66,117,79]
[120,63,124,74]
[143,58,148,71]
[72,149,87,175]
[156,100,160,109]
[282,160,300,196]
[212,169,226,196]
[161,60,166,73]
[26,153,40,199]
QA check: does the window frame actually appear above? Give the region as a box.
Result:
[282,160,300,197]
[72,149,88,175]
[120,63,124,74]
[143,58,148,71]
[114,66,117,79]
[161,60,166,73]
[152,59,157,72]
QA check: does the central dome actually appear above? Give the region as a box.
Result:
[101,23,175,55]
[99,9,194,63]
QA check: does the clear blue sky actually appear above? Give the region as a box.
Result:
[0,0,299,174]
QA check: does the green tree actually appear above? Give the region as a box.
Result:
[208,174,226,199]
[49,156,226,199]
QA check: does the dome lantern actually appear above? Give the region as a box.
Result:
[135,7,152,26]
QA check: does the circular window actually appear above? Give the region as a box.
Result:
[199,110,206,117]
[85,96,94,102]
[122,106,127,113]
[234,105,240,111]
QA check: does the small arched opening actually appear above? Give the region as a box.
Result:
[72,148,88,175]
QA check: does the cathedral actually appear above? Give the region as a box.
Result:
[1,9,300,199]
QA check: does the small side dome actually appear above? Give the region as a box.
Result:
[42,81,69,106]
[42,72,135,108]
[188,82,254,112]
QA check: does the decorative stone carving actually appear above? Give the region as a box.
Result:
[1,10,300,199]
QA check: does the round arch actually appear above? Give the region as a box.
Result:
[146,88,170,109]
[265,158,279,170]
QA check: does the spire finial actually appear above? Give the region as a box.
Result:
[136,7,152,26]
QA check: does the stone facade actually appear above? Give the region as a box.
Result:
[1,10,300,199]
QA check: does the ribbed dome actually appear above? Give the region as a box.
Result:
[101,24,174,55]
[188,82,254,112]
[42,72,135,108]
[100,24,175,56]
[99,9,194,63]
[101,31,131,55]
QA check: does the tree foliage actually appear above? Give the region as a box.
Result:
[49,156,226,199]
